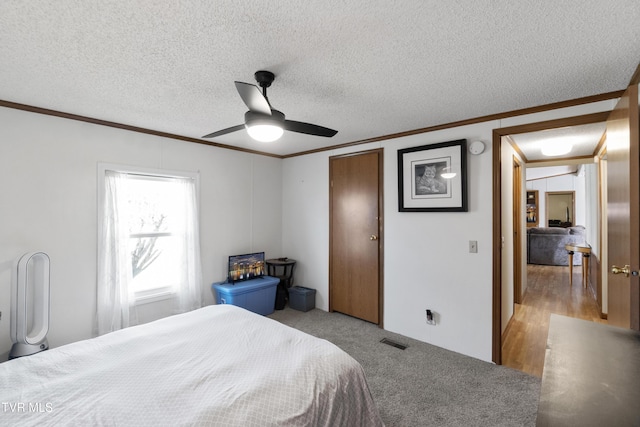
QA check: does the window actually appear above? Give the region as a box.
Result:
[96,164,202,335]
[126,176,183,300]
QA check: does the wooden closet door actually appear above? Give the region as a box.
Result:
[329,149,382,324]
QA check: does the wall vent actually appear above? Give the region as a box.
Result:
[380,338,408,350]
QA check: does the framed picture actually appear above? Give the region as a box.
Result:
[397,139,468,212]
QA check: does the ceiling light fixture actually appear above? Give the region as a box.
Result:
[246,123,284,142]
[203,71,337,142]
[541,140,572,157]
[244,110,285,142]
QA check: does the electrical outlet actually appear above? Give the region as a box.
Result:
[469,240,478,253]
[425,309,436,325]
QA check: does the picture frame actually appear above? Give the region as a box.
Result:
[397,139,468,212]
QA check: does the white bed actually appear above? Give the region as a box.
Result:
[0,305,384,426]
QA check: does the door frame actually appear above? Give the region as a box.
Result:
[597,148,608,318]
[328,148,385,327]
[492,111,611,363]
[513,156,523,304]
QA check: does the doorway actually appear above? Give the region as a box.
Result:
[329,149,384,325]
[492,110,611,363]
[546,191,575,227]
[496,84,640,366]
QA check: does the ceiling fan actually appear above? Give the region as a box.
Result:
[202,70,338,142]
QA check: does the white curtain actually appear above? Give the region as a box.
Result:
[96,171,202,336]
[96,170,136,335]
[173,177,203,313]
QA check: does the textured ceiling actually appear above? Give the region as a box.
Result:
[1,1,639,157]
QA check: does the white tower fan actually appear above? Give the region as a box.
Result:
[9,252,51,359]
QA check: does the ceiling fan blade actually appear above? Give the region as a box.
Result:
[202,124,245,139]
[284,120,338,137]
[234,81,272,115]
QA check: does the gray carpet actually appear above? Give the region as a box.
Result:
[268,307,540,427]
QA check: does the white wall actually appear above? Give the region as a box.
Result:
[284,122,496,361]
[0,107,283,359]
[582,164,599,252]
[281,152,330,307]
[500,139,525,335]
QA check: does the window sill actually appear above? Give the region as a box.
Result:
[134,289,175,305]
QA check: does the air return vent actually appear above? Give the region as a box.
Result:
[380,338,407,350]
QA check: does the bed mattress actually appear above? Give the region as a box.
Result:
[0,304,383,426]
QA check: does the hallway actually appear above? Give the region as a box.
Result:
[501,264,606,377]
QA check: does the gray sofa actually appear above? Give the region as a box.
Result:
[527,226,586,266]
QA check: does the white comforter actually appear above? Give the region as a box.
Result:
[0,305,383,426]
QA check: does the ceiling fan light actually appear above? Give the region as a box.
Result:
[541,140,572,157]
[246,123,284,142]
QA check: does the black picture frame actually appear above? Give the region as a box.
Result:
[397,139,468,212]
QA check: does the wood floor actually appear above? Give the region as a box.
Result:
[501,264,606,378]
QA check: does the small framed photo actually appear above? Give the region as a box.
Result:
[397,139,468,212]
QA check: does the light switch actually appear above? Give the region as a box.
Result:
[469,240,478,253]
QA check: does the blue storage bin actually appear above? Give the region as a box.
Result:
[211,276,279,316]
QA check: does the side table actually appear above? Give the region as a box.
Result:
[565,243,591,288]
[266,258,296,288]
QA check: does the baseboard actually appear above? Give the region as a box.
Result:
[589,254,607,320]
[501,304,519,342]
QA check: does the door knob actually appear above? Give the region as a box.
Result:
[370,235,378,241]
[611,265,630,277]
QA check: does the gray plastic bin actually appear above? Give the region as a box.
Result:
[289,286,316,312]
